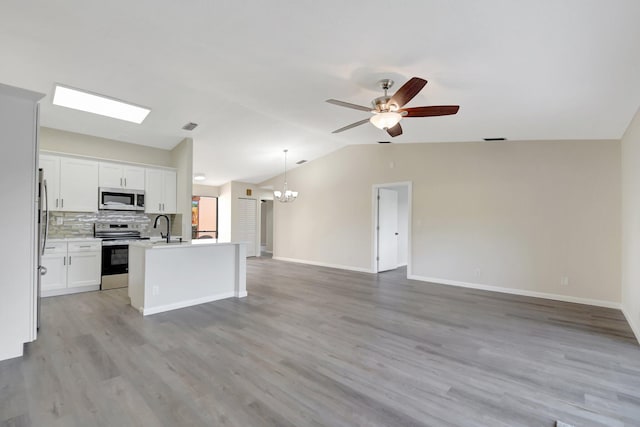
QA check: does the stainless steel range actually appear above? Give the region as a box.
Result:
[95,223,146,290]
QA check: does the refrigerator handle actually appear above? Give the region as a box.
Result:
[42,179,49,256]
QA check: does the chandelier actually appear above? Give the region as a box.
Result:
[274,149,298,203]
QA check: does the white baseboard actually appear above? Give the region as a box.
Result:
[407,274,621,310]
[273,256,373,274]
[237,291,248,298]
[143,291,237,316]
[42,285,100,298]
[622,306,640,344]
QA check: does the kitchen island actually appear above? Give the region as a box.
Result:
[128,240,247,316]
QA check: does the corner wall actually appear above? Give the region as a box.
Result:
[622,107,640,342]
[170,138,193,242]
[261,140,621,306]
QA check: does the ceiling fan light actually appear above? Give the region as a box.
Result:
[370,111,402,130]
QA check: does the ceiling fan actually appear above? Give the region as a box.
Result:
[326,77,459,137]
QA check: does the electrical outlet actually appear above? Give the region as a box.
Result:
[152,286,159,296]
[560,276,569,286]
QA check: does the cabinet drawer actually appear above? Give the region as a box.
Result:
[68,241,101,252]
[43,242,67,254]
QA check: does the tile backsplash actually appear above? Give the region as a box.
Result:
[48,211,182,239]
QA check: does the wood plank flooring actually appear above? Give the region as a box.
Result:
[1,258,640,426]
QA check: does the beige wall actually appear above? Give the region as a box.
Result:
[261,140,621,306]
[40,127,172,167]
[622,107,640,341]
[170,138,193,242]
[193,184,220,197]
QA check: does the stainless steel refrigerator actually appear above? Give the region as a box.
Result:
[37,168,48,330]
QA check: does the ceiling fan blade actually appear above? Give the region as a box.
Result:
[326,99,372,112]
[389,77,427,108]
[386,123,403,137]
[400,105,460,117]
[332,118,370,133]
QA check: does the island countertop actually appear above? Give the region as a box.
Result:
[128,240,247,315]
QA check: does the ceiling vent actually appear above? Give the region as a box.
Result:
[483,137,506,141]
[378,141,391,144]
[182,122,198,131]
[296,160,307,165]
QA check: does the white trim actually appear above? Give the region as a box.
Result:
[407,274,622,309]
[273,256,373,273]
[622,306,640,344]
[142,291,237,316]
[42,285,100,298]
[237,291,248,298]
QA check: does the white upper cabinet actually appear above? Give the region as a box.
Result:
[40,155,98,212]
[39,155,61,210]
[145,168,177,214]
[99,162,145,190]
[59,158,99,212]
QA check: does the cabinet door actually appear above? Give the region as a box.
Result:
[67,251,101,287]
[162,170,177,213]
[59,158,99,212]
[39,155,60,211]
[145,168,164,214]
[41,254,67,291]
[123,166,145,190]
[99,163,124,189]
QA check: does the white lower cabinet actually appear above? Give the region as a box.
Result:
[42,240,101,297]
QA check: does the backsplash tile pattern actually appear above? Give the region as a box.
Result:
[48,211,181,239]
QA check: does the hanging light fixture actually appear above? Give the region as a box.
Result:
[274,149,298,203]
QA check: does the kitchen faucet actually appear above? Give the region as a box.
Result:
[153,214,171,243]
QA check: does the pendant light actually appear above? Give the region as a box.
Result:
[273,149,298,203]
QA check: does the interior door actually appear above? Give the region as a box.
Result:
[238,198,257,257]
[377,188,399,272]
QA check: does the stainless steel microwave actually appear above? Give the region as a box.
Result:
[98,187,145,211]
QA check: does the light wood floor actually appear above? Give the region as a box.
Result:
[1,258,640,426]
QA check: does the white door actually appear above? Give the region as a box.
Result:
[99,163,124,188]
[41,254,67,291]
[377,188,399,272]
[67,251,101,287]
[59,158,99,212]
[123,166,145,190]
[162,170,177,213]
[39,155,60,210]
[238,198,257,257]
[145,168,164,213]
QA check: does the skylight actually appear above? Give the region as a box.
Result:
[52,85,150,124]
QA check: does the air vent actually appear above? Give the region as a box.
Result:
[182,122,198,131]
[296,160,307,165]
[378,141,391,144]
[483,137,506,141]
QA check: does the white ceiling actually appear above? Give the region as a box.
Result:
[2,0,640,186]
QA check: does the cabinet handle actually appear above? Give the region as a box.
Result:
[78,245,91,248]
[56,199,59,208]
[120,177,123,187]
[68,256,71,265]
[158,203,161,211]
[162,203,165,211]
[63,257,66,266]
[61,199,64,208]
[124,178,127,187]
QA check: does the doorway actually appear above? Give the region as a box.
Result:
[372,182,411,275]
[260,199,274,257]
[192,196,218,240]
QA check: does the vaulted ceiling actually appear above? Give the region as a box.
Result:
[2,0,639,185]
